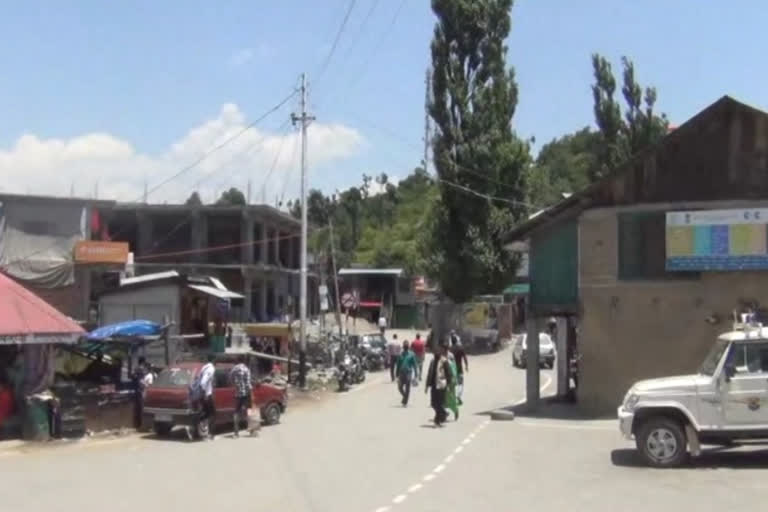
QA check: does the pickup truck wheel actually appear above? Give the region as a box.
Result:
[262,402,282,425]
[153,422,173,437]
[636,417,688,468]
[195,419,211,439]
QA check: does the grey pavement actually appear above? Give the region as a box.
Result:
[2,346,767,512]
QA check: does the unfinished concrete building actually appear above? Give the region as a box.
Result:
[105,203,316,322]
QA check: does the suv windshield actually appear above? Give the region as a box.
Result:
[153,367,194,388]
[699,338,730,376]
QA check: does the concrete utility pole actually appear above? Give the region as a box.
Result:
[291,73,315,389]
[328,217,344,338]
[423,68,432,172]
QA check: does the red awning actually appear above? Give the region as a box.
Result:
[359,301,382,308]
[0,271,84,345]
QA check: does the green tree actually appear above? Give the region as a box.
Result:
[185,191,203,206]
[591,54,668,179]
[215,187,246,206]
[526,127,601,207]
[427,0,530,301]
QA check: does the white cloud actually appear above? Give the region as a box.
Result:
[228,44,275,68]
[366,174,399,196]
[0,103,365,204]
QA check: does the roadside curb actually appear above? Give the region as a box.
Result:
[489,409,516,421]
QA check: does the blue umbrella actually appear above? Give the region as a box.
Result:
[87,320,162,341]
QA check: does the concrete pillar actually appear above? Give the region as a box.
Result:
[259,280,268,321]
[556,317,569,398]
[273,227,281,267]
[525,316,540,409]
[136,211,154,256]
[241,213,254,265]
[256,223,265,264]
[243,275,253,322]
[191,210,208,263]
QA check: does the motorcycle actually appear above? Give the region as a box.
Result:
[363,347,386,372]
[337,352,365,391]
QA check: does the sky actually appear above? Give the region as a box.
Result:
[0,0,766,206]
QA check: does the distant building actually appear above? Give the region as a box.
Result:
[337,267,416,328]
[506,96,768,414]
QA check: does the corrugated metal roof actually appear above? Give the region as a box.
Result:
[0,271,84,343]
[188,284,244,300]
[338,268,403,276]
[119,270,179,286]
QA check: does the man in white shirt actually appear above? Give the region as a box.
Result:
[197,354,216,440]
[378,315,387,335]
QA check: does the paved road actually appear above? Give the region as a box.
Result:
[4,345,766,511]
[1,346,536,512]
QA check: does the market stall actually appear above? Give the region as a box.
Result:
[0,271,84,440]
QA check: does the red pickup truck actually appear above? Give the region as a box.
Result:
[143,361,287,438]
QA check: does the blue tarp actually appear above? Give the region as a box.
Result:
[87,320,162,341]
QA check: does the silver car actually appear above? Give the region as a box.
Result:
[512,332,556,369]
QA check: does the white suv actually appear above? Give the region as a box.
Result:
[618,323,768,467]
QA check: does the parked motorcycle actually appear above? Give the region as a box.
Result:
[337,352,366,391]
[362,347,386,372]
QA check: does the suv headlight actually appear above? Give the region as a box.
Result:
[623,392,639,412]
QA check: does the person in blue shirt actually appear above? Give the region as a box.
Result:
[395,341,418,407]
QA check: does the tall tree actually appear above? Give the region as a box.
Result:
[215,187,246,206]
[591,54,668,179]
[185,191,203,206]
[427,0,530,301]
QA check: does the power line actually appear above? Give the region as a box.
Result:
[315,0,358,84]
[342,107,527,193]
[322,0,407,107]
[142,90,298,202]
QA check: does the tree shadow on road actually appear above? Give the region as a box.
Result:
[611,447,768,469]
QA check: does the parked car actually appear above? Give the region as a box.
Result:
[512,333,556,369]
[619,323,768,467]
[143,361,287,438]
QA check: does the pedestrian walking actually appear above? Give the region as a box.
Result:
[378,314,387,336]
[444,351,460,420]
[196,354,216,440]
[425,343,452,427]
[388,334,401,382]
[451,337,469,405]
[229,355,258,438]
[411,333,426,382]
[395,341,418,406]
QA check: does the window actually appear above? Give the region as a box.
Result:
[214,368,231,388]
[617,212,699,280]
[727,342,768,375]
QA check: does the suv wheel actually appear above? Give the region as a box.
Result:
[636,417,688,467]
[153,422,173,437]
[262,402,282,425]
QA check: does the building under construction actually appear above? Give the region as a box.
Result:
[106,202,318,322]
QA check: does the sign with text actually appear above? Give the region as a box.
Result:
[666,209,768,271]
[74,241,129,264]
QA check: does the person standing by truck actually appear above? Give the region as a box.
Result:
[229,356,254,438]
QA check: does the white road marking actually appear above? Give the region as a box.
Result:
[392,494,407,504]
[434,464,446,473]
[454,446,463,454]
[423,474,436,482]
[462,438,471,445]
[512,375,553,406]
[374,507,391,512]
[443,454,454,464]
[408,483,423,493]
